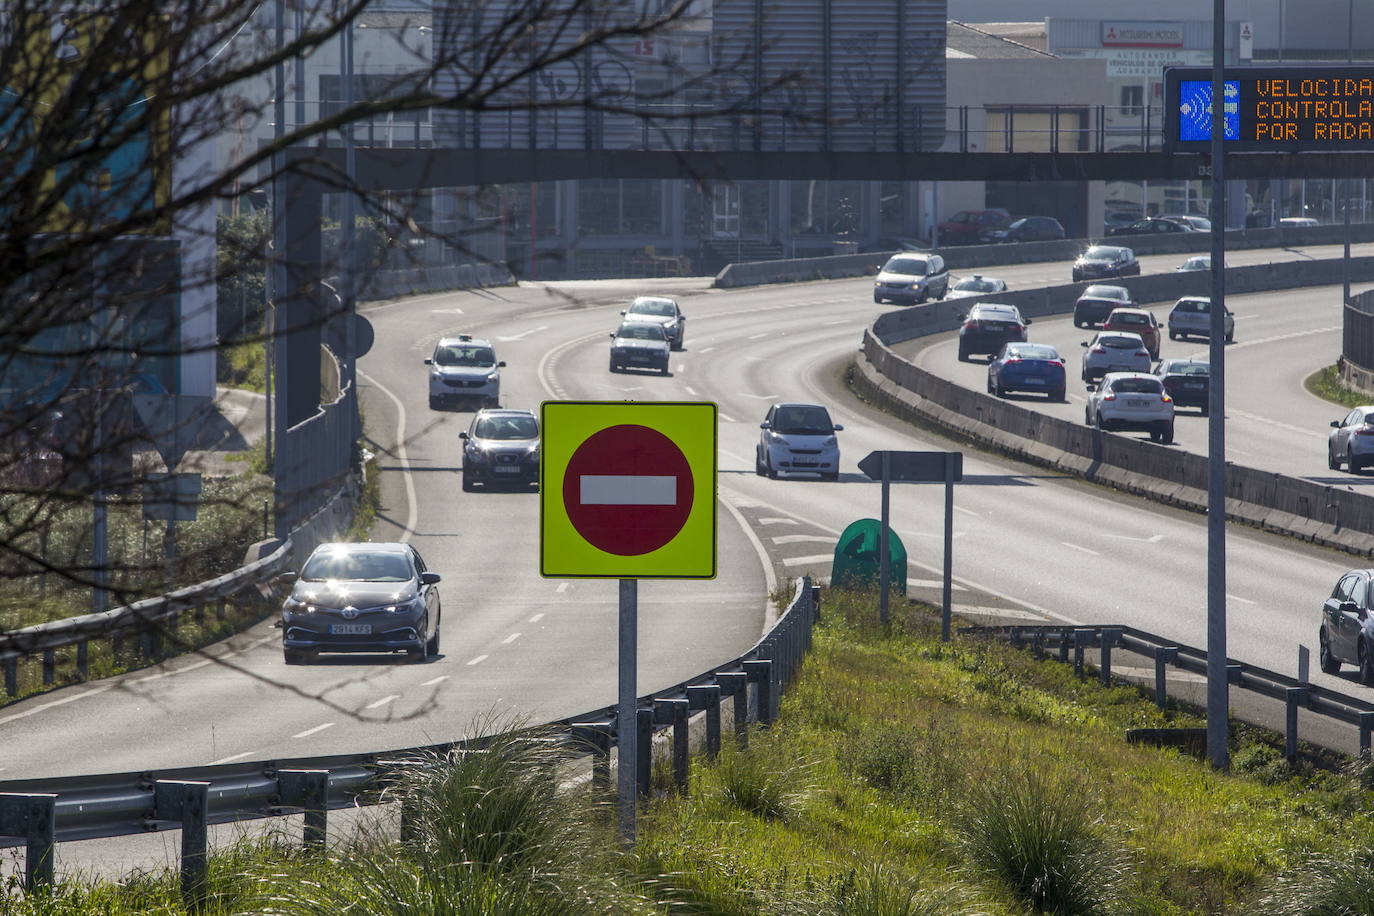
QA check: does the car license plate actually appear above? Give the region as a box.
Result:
[1184,382,1203,389]
[1023,378,1045,385]
[329,624,371,635]
[1127,398,1147,407]
[793,461,817,467]
[1109,365,1131,372]
[494,466,520,474]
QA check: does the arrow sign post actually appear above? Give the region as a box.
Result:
[857,451,962,638]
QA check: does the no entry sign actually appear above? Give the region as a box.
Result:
[541,401,716,578]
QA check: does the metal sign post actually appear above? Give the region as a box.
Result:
[617,578,637,843]
[858,450,962,638]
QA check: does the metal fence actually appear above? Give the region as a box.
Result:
[0,577,820,902]
[1345,289,1374,374]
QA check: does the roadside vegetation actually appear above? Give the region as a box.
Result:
[8,589,1374,913]
[1305,363,1372,410]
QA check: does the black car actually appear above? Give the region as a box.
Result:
[1319,568,1374,683]
[981,216,1066,244]
[1152,359,1210,413]
[957,303,1030,361]
[460,408,540,490]
[1072,245,1140,283]
[280,542,442,664]
[1107,217,1195,237]
[1072,284,1133,328]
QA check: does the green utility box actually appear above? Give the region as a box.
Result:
[831,518,906,594]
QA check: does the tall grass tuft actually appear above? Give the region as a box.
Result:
[803,863,985,916]
[712,739,812,822]
[953,770,1130,914]
[1243,844,1374,916]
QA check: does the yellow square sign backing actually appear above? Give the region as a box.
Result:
[540,401,716,578]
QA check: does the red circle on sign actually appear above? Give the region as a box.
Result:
[563,424,694,556]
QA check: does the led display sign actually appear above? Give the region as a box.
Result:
[1165,67,1374,152]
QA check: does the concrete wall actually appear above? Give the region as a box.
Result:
[855,255,1374,557]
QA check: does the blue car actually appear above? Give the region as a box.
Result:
[987,343,1066,401]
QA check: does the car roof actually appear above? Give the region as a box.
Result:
[1160,359,1208,369]
[1081,285,1129,297]
[630,295,678,306]
[474,408,536,419]
[1096,331,1144,342]
[971,302,1020,315]
[437,335,494,348]
[772,401,829,411]
[1174,296,1212,304]
[313,541,410,554]
[1100,371,1160,383]
[1106,307,1151,317]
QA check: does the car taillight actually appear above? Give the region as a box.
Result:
[963,320,980,330]
[1357,426,1374,436]
[1102,392,1116,400]
[1135,349,1149,357]
[1005,358,1022,365]
[1091,345,1106,354]
[1161,394,1173,403]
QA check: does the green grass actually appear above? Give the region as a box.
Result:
[9,589,1374,913]
[1304,363,1372,409]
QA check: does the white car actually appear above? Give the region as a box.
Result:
[621,296,686,350]
[873,252,948,305]
[1085,372,1175,444]
[1329,406,1374,473]
[1167,296,1234,343]
[426,335,504,410]
[609,320,670,374]
[946,274,1008,299]
[756,402,843,480]
[1080,331,1151,385]
[1279,217,1320,228]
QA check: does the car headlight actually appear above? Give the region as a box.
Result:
[385,596,425,614]
[283,596,304,612]
[823,436,837,447]
[768,431,787,443]
[486,371,500,381]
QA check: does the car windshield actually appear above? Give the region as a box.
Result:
[884,258,928,276]
[1167,363,1209,376]
[1011,345,1059,360]
[1083,246,1119,260]
[1109,313,1148,325]
[1101,336,1141,349]
[1183,257,1208,268]
[434,345,495,368]
[1112,378,1163,394]
[618,323,666,340]
[629,298,676,317]
[302,549,412,582]
[473,415,539,439]
[1174,299,1209,313]
[771,405,834,435]
[1085,286,1128,300]
[977,308,1020,322]
[954,277,998,292]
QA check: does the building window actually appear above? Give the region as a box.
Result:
[320,73,429,122]
[1120,85,1144,117]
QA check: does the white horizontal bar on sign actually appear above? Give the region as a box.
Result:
[580,475,676,506]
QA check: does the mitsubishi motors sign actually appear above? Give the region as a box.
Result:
[1102,22,1186,48]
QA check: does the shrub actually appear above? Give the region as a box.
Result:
[1243,845,1374,915]
[713,741,811,822]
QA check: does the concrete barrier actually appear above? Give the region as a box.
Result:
[856,257,1374,558]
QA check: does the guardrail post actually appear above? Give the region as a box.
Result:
[5,655,18,697]
[1057,630,1070,664]
[686,685,722,759]
[635,707,653,798]
[715,671,749,749]
[1154,647,1179,709]
[743,659,773,727]
[655,699,690,794]
[1073,629,1093,677]
[277,769,329,850]
[571,722,612,793]
[0,793,56,892]
[42,648,54,685]
[1284,687,1306,762]
[1011,626,1024,650]
[1032,630,1044,659]
[154,780,210,910]
[1100,629,1121,686]
[810,583,821,625]
[1226,663,1244,684]
[1361,711,1374,757]
[77,639,88,680]
[217,597,227,623]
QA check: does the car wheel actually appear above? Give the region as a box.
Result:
[916,287,929,305]
[426,618,441,657]
[873,293,884,304]
[755,448,767,477]
[766,453,778,480]
[1320,628,1341,674]
[1225,330,1234,343]
[284,649,309,665]
[1330,446,1341,470]
[1168,329,1178,341]
[407,643,426,663]
[1073,316,1083,328]
[1085,405,1094,425]
[609,360,619,373]
[1200,404,1209,417]
[428,395,442,410]
[957,344,970,362]
[660,363,670,376]
[1350,449,1362,474]
[487,396,500,408]
[1361,639,1374,686]
[1160,422,1174,445]
[1051,387,1066,402]
[822,471,839,482]
[994,380,1006,398]
[462,470,476,492]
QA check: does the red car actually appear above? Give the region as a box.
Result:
[937,209,1011,246]
[1102,308,1161,359]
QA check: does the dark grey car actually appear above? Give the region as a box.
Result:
[280,543,441,664]
[1319,568,1374,683]
[461,409,540,490]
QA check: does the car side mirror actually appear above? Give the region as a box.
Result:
[424,358,433,365]
[1341,599,1361,616]
[759,421,771,430]
[1024,318,1033,325]
[1333,420,1342,428]
[1080,341,1089,347]
[498,361,507,367]
[609,333,616,339]
[459,431,469,439]
[833,424,844,431]
[619,310,627,316]
[274,572,298,587]
[421,572,442,585]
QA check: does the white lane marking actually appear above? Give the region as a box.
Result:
[718,495,778,626]
[771,534,834,545]
[357,370,418,543]
[292,722,335,739]
[366,695,400,710]
[556,582,570,593]
[684,386,698,396]
[740,392,778,399]
[901,530,968,539]
[719,412,737,423]
[1104,533,1166,543]
[421,675,450,687]
[581,475,676,505]
[747,333,768,340]
[782,554,836,567]
[909,578,968,591]
[429,307,464,314]
[496,325,548,341]
[529,613,545,623]
[1061,542,1100,556]
[699,346,716,353]
[822,319,849,326]
[0,685,114,727]
[1227,594,1257,605]
[953,505,979,517]
[466,655,489,666]
[620,386,645,392]
[677,365,687,375]
[758,517,799,525]
[1226,405,1326,440]
[208,751,253,765]
[502,632,522,645]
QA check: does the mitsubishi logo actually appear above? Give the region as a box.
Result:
[342,606,360,619]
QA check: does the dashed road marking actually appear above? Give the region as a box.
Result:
[910,578,968,591]
[1061,542,1100,556]
[1227,594,1257,605]
[420,675,450,687]
[685,386,698,395]
[556,582,570,593]
[771,534,834,545]
[208,751,253,765]
[502,633,522,645]
[366,695,400,710]
[758,517,799,525]
[782,554,835,567]
[466,655,488,666]
[292,723,335,739]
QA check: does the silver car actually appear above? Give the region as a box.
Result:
[1080,331,1150,385]
[1085,372,1175,444]
[873,252,948,305]
[1167,296,1235,343]
[621,296,686,350]
[947,274,1008,299]
[609,320,670,374]
[426,336,505,410]
[1329,406,1374,473]
[756,402,843,481]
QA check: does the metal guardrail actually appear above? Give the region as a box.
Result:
[966,623,1374,758]
[0,577,821,901]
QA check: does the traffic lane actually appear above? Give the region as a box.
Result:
[903,284,1350,481]
[633,297,1358,694]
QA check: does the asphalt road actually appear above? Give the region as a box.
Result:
[3,244,1372,786]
